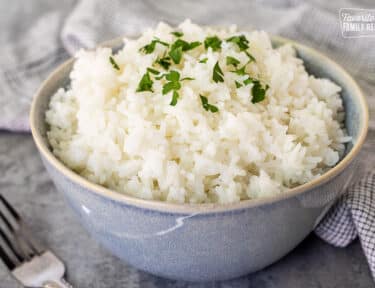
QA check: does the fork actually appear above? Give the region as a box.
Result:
[0,194,73,288]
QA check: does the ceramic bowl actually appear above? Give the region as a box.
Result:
[30,36,368,282]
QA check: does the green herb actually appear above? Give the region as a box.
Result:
[171,31,183,37]
[235,81,243,88]
[212,61,224,83]
[204,36,222,51]
[109,56,120,70]
[169,46,183,64]
[243,77,254,85]
[161,70,183,105]
[162,81,181,94]
[168,39,202,64]
[147,67,160,75]
[226,35,249,51]
[140,38,169,54]
[136,72,153,92]
[231,65,247,76]
[251,81,269,103]
[181,77,195,81]
[245,51,256,62]
[165,70,180,82]
[155,73,166,80]
[200,95,219,113]
[170,90,179,106]
[162,70,181,95]
[155,56,172,70]
[199,57,208,63]
[226,56,240,67]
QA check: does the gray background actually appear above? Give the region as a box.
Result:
[1,0,375,287]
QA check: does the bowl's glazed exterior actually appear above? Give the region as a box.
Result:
[30,36,368,282]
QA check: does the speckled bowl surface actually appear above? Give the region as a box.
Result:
[30,36,368,282]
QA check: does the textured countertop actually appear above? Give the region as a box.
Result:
[1,0,375,287]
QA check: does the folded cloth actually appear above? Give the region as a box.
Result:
[0,0,374,280]
[316,172,375,278]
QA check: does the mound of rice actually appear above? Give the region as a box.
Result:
[46,20,350,204]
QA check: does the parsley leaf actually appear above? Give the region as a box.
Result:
[235,81,243,88]
[162,70,181,95]
[226,35,249,51]
[212,61,224,83]
[109,56,120,70]
[199,58,208,63]
[165,70,180,82]
[169,46,183,64]
[136,72,153,92]
[204,36,222,51]
[245,51,256,63]
[231,65,247,76]
[171,31,183,37]
[226,56,240,67]
[147,67,160,75]
[140,38,169,54]
[200,95,219,113]
[162,81,181,95]
[251,81,269,103]
[170,90,179,106]
[155,56,172,70]
[243,77,254,85]
[168,39,202,64]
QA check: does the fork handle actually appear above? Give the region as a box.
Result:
[43,278,73,288]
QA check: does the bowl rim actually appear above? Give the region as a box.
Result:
[30,35,369,214]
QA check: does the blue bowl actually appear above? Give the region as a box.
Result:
[30,36,368,282]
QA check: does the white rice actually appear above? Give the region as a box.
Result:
[46,20,349,204]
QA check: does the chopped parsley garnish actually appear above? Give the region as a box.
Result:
[169,46,183,64]
[140,38,169,54]
[245,51,256,62]
[212,61,224,83]
[109,56,120,70]
[243,77,254,85]
[170,91,179,106]
[251,81,269,103]
[235,81,243,88]
[200,95,219,113]
[204,36,222,51]
[165,70,180,82]
[161,70,182,105]
[199,57,208,63]
[231,65,247,76]
[181,77,195,81]
[168,39,202,64]
[147,67,160,75]
[136,72,153,92]
[171,31,183,37]
[155,56,172,70]
[226,35,249,51]
[226,56,240,67]
[162,81,181,95]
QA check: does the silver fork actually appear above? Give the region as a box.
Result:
[0,194,73,288]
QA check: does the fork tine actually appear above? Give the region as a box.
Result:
[0,242,16,270]
[0,195,20,221]
[0,226,23,263]
[0,195,41,261]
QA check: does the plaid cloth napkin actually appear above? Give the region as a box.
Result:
[0,0,374,280]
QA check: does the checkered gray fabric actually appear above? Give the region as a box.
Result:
[315,172,375,277]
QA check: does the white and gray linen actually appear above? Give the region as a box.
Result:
[0,0,374,282]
